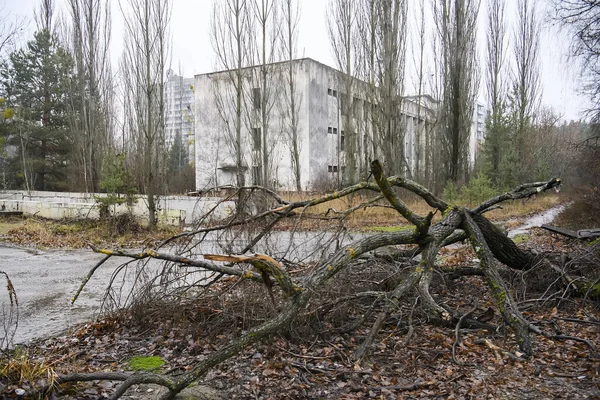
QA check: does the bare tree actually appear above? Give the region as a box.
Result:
[356,0,409,178]
[280,0,303,190]
[0,5,26,58]
[483,0,507,183]
[210,0,253,188]
[410,0,428,182]
[249,0,280,188]
[120,0,171,228]
[34,0,55,33]
[433,0,480,184]
[327,0,359,185]
[66,0,113,193]
[554,1,600,125]
[512,0,541,143]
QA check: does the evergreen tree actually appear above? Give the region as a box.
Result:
[167,131,188,176]
[0,29,73,191]
[480,101,512,189]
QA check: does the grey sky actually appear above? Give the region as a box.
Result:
[0,0,589,121]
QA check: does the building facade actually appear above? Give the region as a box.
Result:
[165,70,195,161]
[194,58,481,191]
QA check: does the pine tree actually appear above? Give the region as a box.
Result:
[1,29,73,191]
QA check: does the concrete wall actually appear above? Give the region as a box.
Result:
[195,58,354,192]
[0,191,234,226]
[195,60,315,191]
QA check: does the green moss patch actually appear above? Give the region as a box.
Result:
[129,355,165,371]
[512,233,531,244]
[589,237,600,247]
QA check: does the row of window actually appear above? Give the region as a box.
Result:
[328,165,346,174]
[328,127,345,151]
[327,88,368,118]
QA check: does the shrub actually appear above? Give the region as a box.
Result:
[442,173,497,206]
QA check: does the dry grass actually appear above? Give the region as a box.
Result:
[277,190,562,230]
[0,348,58,392]
[0,217,181,249]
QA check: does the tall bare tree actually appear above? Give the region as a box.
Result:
[280,0,302,190]
[120,0,171,228]
[35,0,55,33]
[483,0,507,184]
[410,0,428,182]
[0,5,26,58]
[66,0,112,192]
[327,0,359,185]
[511,0,541,152]
[210,0,253,187]
[356,0,409,178]
[433,0,480,184]
[554,1,600,125]
[250,0,280,188]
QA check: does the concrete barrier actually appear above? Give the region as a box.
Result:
[0,191,234,226]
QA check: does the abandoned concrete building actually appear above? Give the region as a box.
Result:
[193,58,484,191]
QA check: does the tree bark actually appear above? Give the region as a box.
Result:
[470,211,534,270]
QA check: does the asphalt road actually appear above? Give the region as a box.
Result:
[0,245,123,345]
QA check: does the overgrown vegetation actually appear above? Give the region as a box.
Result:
[95,152,137,223]
[0,217,180,249]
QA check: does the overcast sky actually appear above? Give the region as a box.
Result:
[1,0,590,121]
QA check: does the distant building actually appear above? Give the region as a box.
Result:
[165,70,195,161]
[469,102,486,168]
[194,58,480,191]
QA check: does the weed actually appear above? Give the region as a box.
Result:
[0,348,57,394]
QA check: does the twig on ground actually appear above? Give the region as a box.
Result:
[474,338,518,362]
[370,378,435,392]
[452,302,478,365]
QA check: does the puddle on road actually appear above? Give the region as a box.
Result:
[507,204,566,238]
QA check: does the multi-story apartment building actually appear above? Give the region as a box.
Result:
[469,102,486,168]
[165,70,195,161]
[194,58,482,191]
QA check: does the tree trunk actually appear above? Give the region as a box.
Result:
[470,211,534,270]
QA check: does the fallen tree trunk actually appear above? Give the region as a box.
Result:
[470,212,534,270]
[541,224,600,240]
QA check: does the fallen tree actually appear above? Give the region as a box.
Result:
[55,160,586,400]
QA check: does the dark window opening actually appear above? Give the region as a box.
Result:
[252,87,261,110]
[340,131,345,151]
[353,97,361,117]
[328,165,338,173]
[328,126,333,133]
[252,127,262,150]
[340,94,348,116]
[252,166,261,185]
[328,88,333,96]
[333,127,338,134]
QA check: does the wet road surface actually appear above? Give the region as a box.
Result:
[0,245,124,345]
